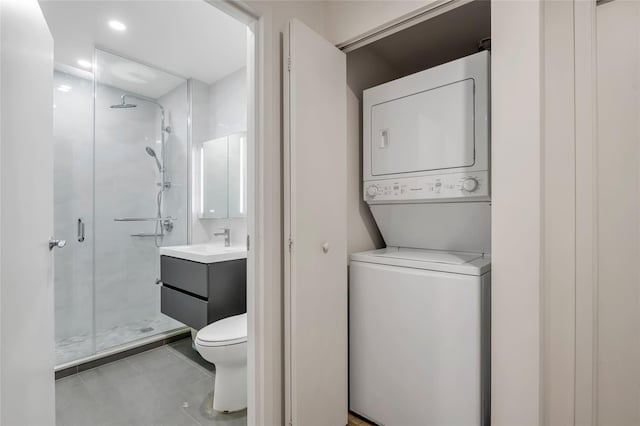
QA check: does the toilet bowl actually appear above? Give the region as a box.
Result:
[195,313,247,413]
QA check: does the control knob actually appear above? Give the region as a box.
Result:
[462,177,479,193]
[366,185,378,198]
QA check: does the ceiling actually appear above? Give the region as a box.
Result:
[40,0,247,98]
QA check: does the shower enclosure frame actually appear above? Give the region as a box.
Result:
[54,48,193,371]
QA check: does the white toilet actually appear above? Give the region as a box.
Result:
[195,313,247,413]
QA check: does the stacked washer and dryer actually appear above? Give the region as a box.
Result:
[349,51,491,425]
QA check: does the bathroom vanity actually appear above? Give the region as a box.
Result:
[159,244,246,329]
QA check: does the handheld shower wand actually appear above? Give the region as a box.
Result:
[145,146,162,173]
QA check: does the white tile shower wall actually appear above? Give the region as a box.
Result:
[54,70,187,344]
[94,78,167,334]
[191,68,248,245]
[158,81,189,250]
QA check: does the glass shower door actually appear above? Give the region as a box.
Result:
[53,50,189,367]
[53,69,95,365]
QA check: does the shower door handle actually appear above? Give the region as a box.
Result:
[49,238,66,251]
[77,218,85,242]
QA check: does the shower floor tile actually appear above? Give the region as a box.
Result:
[56,315,183,366]
[56,337,247,426]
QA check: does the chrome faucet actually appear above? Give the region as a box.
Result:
[214,228,231,247]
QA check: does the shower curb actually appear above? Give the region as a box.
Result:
[55,330,191,380]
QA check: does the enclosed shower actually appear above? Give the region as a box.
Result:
[53,49,189,366]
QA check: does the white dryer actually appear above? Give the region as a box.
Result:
[363,50,491,254]
[349,248,490,426]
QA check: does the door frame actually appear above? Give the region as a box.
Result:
[573,1,598,424]
[532,0,599,424]
[204,2,275,426]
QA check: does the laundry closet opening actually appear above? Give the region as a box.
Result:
[344,0,491,255]
[344,1,492,425]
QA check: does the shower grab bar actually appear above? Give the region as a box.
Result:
[114,217,176,222]
[130,233,164,237]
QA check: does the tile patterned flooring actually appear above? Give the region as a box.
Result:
[56,315,183,365]
[56,338,246,426]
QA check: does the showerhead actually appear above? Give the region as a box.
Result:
[111,94,138,109]
[145,146,162,172]
[110,102,137,109]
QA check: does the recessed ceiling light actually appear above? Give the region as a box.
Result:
[108,20,126,31]
[57,85,71,92]
[77,59,92,69]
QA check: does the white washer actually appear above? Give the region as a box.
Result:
[349,247,490,426]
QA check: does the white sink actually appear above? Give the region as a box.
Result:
[159,243,247,264]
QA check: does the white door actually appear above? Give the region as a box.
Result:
[0,0,55,424]
[284,19,347,426]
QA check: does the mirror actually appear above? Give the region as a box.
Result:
[200,132,246,219]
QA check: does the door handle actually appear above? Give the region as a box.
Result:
[49,238,66,251]
[77,218,85,242]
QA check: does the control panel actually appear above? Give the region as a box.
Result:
[364,171,489,203]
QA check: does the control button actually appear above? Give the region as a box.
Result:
[366,185,379,198]
[462,177,479,192]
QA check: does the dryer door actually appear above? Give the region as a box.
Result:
[370,78,475,176]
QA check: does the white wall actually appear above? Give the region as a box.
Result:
[190,78,210,244]
[345,48,400,254]
[209,68,247,139]
[190,68,248,247]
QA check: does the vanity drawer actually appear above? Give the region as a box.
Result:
[161,286,208,329]
[208,259,247,321]
[161,256,208,298]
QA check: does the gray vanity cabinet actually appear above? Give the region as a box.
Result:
[160,255,246,329]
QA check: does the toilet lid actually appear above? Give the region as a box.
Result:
[196,313,247,346]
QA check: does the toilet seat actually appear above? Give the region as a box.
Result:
[196,313,247,347]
